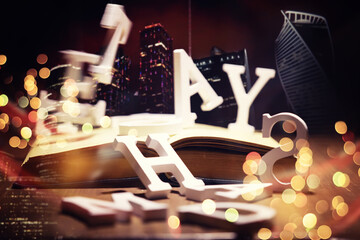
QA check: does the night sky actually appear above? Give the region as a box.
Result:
[1,0,359,131]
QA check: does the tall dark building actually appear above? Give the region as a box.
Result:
[192,48,252,127]
[97,49,131,115]
[138,23,174,113]
[275,11,337,133]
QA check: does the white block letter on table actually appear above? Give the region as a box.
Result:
[178,202,276,232]
[261,112,308,192]
[114,133,205,199]
[112,192,167,221]
[173,49,223,127]
[223,64,275,133]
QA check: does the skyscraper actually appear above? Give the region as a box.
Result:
[97,49,131,115]
[138,23,174,113]
[275,11,337,133]
[192,47,252,127]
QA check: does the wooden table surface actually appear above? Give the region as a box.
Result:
[1,135,359,239]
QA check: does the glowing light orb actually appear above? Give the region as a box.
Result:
[282,189,296,204]
[168,215,180,229]
[306,174,320,189]
[0,94,9,107]
[332,172,350,188]
[336,202,348,217]
[283,120,296,134]
[332,195,344,209]
[21,127,32,139]
[315,200,329,214]
[100,116,111,128]
[11,116,22,128]
[279,137,294,152]
[258,228,272,240]
[353,152,360,165]
[0,55,7,65]
[344,141,356,155]
[9,136,21,148]
[18,96,29,108]
[82,122,93,134]
[303,213,317,229]
[30,97,41,109]
[291,175,305,191]
[36,53,48,65]
[317,225,332,239]
[294,193,308,208]
[335,121,347,134]
[201,199,216,215]
[39,67,50,79]
[225,208,239,222]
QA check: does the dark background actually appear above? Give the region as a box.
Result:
[0,0,359,132]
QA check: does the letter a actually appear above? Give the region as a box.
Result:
[114,133,205,199]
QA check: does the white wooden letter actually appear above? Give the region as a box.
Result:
[178,202,276,232]
[260,112,308,191]
[114,133,205,199]
[173,49,223,127]
[223,64,276,133]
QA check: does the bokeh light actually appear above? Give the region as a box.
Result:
[20,127,32,139]
[168,215,180,230]
[335,121,347,134]
[306,174,320,189]
[0,94,9,107]
[243,159,258,175]
[258,228,272,240]
[202,199,216,215]
[336,202,348,217]
[280,230,293,240]
[294,193,307,208]
[28,110,38,123]
[82,122,93,134]
[303,213,317,229]
[224,208,239,222]
[18,139,28,149]
[282,189,296,204]
[11,116,22,128]
[317,225,332,239]
[296,139,309,150]
[37,53,48,65]
[344,141,356,155]
[30,97,41,109]
[332,195,344,209]
[279,137,294,152]
[353,152,360,165]
[316,200,329,214]
[0,119,6,130]
[39,67,50,79]
[9,136,21,148]
[332,171,350,188]
[37,107,48,120]
[0,54,7,65]
[26,68,38,77]
[283,120,296,134]
[100,116,111,128]
[18,96,29,108]
[291,175,305,191]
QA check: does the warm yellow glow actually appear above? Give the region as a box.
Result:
[37,108,48,120]
[303,213,317,229]
[294,193,307,208]
[39,67,50,79]
[294,228,307,239]
[27,85,38,96]
[243,160,258,175]
[317,225,332,239]
[0,55,7,65]
[332,195,344,209]
[335,121,347,134]
[291,175,305,191]
[0,94,9,107]
[326,146,337,158]
[37,53,48,64]
[246,151,261,161]
[270,197,282,208]
[307,174,320,189]
[243,175,258,184]
[316,200,329,214]
[308,228,319,240]
[283,120,296,133]
[168,215,180,229]
[279,230,293,240]
[18,139,28,149]
[0,113,9,123]
[26,68,38,77]
[344,141,356,155]
[279,137,294,152]
[18,96,29,108]
[0,119,5,130]
[100,116,111,128]
[20,127,32,139]
[353,152,360,165]
[62,100,80,117]
[258,227,272,240]
[282,189,296,204]
[24,77,36,92]
[225,208,239,222]
[82,122,93,134]
[9,136,21,148]
[11,116,22,128]
[298,147,313,167]
[358,168,360,177]
[333,171,350,188]
[295,160,309,174]
[30,97,41,109]
[336,202,348,217]
[283,222,297,233]
[202,199,216,215]
[257,160,267,175]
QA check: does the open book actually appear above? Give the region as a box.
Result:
[16,124,281,188]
